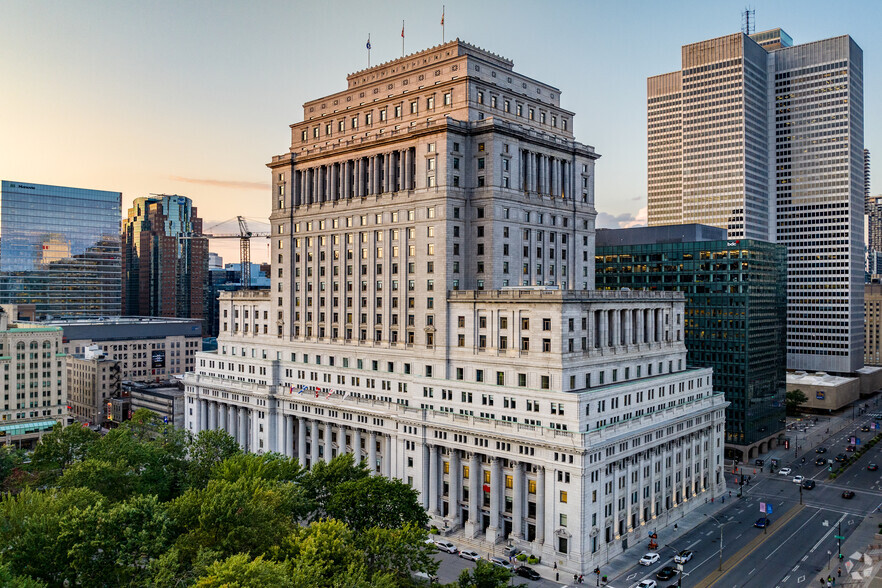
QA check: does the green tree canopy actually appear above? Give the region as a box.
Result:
[457,560,520,588]
[785,389,809,415]
[326,474,428,532]
[31,422,98,471]
[299,453,369,520]
[187,429,242,489]
[195,554,293,588]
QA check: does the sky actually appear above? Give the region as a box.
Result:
[1,0,879,263]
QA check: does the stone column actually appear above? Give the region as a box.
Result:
[238,408,248,450]
[207,401,216,430]
[324,423,333,463]
[285,415,294,458]
[512,461,524,539]
[405,148,413,190]
[199,399,207,431]
[368,431,377,474]
[535,466,546,547]
[383,434,392,477]
[297,417,307,465]
[449,449,461,526]
[468,453,481,531]
[217,402,226,432]
[428,444,440,514]
[228,406,237,441]
[487,457,501,541]
[353,429,362,463]
[310,420,320,465]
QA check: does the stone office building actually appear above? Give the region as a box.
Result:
[184,40,727,573]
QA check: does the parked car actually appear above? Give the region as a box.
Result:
[842,490,856,499]
[673,549,693,564]
[836,454,848,462]
[792,475,805,484]
[639,553,661,566]
[636,581,658,588]
[656,566,679,581]
[815,457,828,466]
[802,480,816,490]
[779,467,792,476]
[515,566,541,580]
[434,540,458,554]
[869,464,879,471]
[755,517,771,528]
[488,556,514,571]
[458,549,480,561]
[816,447,828,454]
[755,459,765,466]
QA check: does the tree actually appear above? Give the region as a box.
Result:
[284,519,365,587]
[195,554,293,588]
[326,475,428,532]
[299,453,369,519]
[0,487,104,585]
[187,429,242,489]
[457,560,520,588]
[0,563,46,588]
[359,523,439,581]
[785,389,809,415]
[211,451,304,484]
[57,458,134,499]
[59,494,173,586]
[31,422,98,471]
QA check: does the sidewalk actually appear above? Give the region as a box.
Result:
[814,512,882,587]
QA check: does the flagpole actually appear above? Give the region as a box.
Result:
[401,20,405,57]
[367,33,371,68]
[442,6,445,43]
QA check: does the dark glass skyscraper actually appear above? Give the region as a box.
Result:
[0,180,121,318]
[596,225,787,459]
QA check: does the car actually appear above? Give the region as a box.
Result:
[488,556,514,571]
[815,457,828,466]
[656,566,679,581]
[755,517,771,528]
[515,566,541,580]
[869,464,879,471]
[413,571,439,583]
[673,549,694,564]
[862,425,871,432]
[636,581,658,588]
[792,475,805,484]
[802,479,816,489]
[842,490,856,499]
[846,445,857,452]
[755,458,765,466]
[458,549,481,561]
[779,467,792,476]
[639,553,661,566]
[433,540,458,554]
[816,447,828,454]
[836,454,848,462]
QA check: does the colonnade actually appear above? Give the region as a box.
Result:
[592,307,668,348]
[292,147,416,207]
[196,398,252,450]
[521,149,573,197]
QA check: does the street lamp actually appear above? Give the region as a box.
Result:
[704,514,734,572]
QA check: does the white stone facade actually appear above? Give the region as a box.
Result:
[184,40,727,573]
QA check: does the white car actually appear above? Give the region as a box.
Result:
[459,549,481,561]
[792,475,805,484]
[673,549,693,563]
[433,540,458,554]
[637,581,658,588]
[779,467,792,476]
[638,553,660,566]
[489,556,514,571]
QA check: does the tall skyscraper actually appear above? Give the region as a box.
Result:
[185,40,727,573]
[0,180,121,318]
[122,195,208,326]
[647,29,864,373]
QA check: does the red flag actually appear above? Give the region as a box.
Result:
[441,9,444,26]
[401,22,404,38]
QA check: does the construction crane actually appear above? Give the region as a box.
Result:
[181,216,270,289]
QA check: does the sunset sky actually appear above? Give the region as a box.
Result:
[2,0,878,263]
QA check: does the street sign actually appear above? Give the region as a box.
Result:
[835,535,846,540]
[767,504,773,514]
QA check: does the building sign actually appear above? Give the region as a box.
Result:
[816,391,825,400]
[151,350,166,368]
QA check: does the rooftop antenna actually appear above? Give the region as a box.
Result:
[742,7,755,35]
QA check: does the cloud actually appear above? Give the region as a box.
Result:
[169,176,269,191]
[596,206,647,229]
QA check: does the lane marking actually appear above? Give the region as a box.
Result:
[809,513,847,554]
[765,509,820,559]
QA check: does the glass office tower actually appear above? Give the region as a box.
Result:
[597,225,787,459]
[0,181,121,318]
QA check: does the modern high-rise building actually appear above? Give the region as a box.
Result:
[184,40,727,573]
[647,29,864,374]
[0,180,121,318]
[595,225,787,460]
[122,195,208,326]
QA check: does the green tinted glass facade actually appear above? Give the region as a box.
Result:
[596,239,786,447]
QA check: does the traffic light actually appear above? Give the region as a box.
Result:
[594,567,600,575]
[839,553,844,560]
